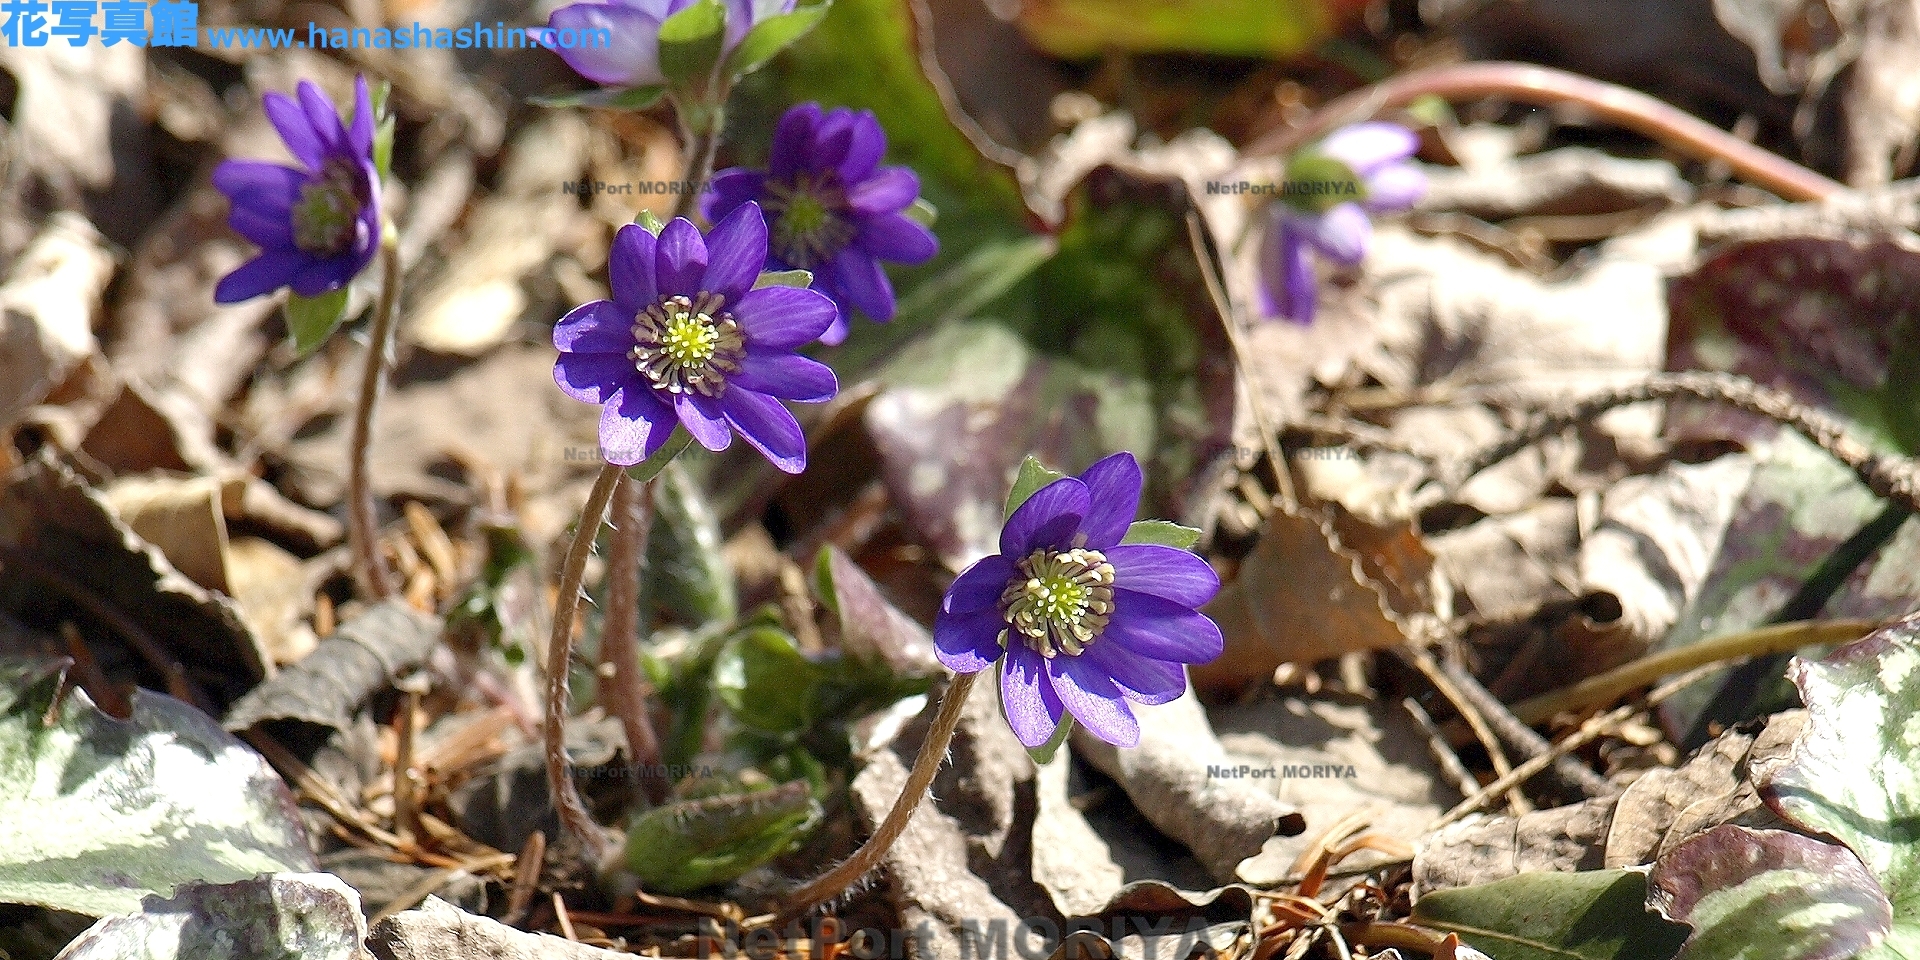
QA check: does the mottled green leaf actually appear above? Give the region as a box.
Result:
[0,657,315,916]
[645,460,737,626]
[57,873,364,960]
[285,288,349,356]
[1412,869,1689,960]
[1122,520,1201,549]
[1649,825,1891,960]
[624,780,818,892]
[725,3,830,79]
[813,545,940,676]
[1757,619,1920,958]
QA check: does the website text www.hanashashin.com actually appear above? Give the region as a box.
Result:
[0,2,608,50]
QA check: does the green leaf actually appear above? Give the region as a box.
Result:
[725,3,830,79]
[713,627,829,734]
[285,288,350,356]
[1017,0,1340,58]
[1121,519,1201,549]
[643,460,737,626]
[1005,455,1068,521]
[624,780,819,892]
[813,545,940,676]
[55,873,365,960]
[1648,825,1892,960]
[635,209,667,234]
[1026,713,1074,765]
[659,0,728,88]
[625,426,695,483]
[753,268,815,289]
[1412,869,1690,960]
[905,197,937,228]
[529,84,668,110]
[369,79,395,182]
[1281,150,1366,215]
[0,656,317,916]
[1758,621,1920,957]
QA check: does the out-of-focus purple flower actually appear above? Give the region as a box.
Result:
[1257,122,1426,324]
[213,76,380,304]
[703,103,938,345]
[552,202,838,473]
[932,453,1222,748]
[547,0,793,88]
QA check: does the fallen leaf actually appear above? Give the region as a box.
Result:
[0,213,111,434]
[369,896,632,960]
[1413,869,1690,960]
[222,600,442,736]
[1649,825,1892,960]
[101,474,234,595]
[54,873,364,960]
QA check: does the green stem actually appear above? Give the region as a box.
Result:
[670,93,726,223]
[348,227,402,600]
[772,671,979,927]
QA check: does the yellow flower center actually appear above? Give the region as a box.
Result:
[764,174,855,268]
[629,292,745,397]
[1000,547,1115,658]
[291,165,363,255]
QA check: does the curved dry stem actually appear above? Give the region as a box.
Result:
[543,462,625,867]
[600,473,666,805]
[1247,61,1844,203]
[772,670,980,927]
[349,230,403,599]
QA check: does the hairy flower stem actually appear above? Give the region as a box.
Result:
[348,228,402,600]
[1249,62,1844,202]
[773,671,979,927]
[600,474,667,805]
[544,462,625,868]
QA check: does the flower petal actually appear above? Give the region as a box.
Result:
[1302,203,1370,265]
[609,223,658,313]
[213,159,305,206]
[549,2,666,87]
[839,111,887,183]
[554,299,634,354]
[769,103,822,179]
[720,388,806,473]
[1318,122,1418,177]
[1362,162,1426,213]
[856,212,937,265]
[262,92,325,170]
[942,554,1016,615]
[675,390,732,452]
[227,193,295,249]
[1076,451,1142,550]
[702,168,766,223]
[828,248,896,320]
[808,107,856,171]
[846,166,919,215]
[732,285,836,348]
[934,606,1007,674]
[213,251,304,303]
[1001,477,1089,557]
[1083,643,1186,705]
[600,386,676,465]
[730,350,837,402]
[1105,544,1218,607]
[702,202,769,303]
[1048,654,1140,747]
[1103,588,1224,664]
[289,256,357,296]
[655,217,708,296]
[295,81,351,159]
[1279,224,1317,323]
[554,351,636,404]
[348,75,374,161]
[1002,642,1065,748]
[815,306,851,346]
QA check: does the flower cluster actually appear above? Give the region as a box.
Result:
[933,453,1222,748]
[1257,122,1425,324]
[552,202,839,473]
[213,77,381,304]
[706,103,938,345]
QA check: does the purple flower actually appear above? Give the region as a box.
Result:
[933,453,1223,748]
[1257,122,1426,324]
[703,103,938,346]
[547,0,793,88]
[551,202,838,473]
[213,77,381,304]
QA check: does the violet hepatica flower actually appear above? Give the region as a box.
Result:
[213,77,380,304]
[704,103,938,345]
[933,453,1223,748]
[1257,121,1426,324]
[552,202,838,473]
[548,0,792,88]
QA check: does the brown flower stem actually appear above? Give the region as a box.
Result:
[599,472,667,805]
[772,671,980,927]
[543,462,625,868]
[1247,61,1844,202]
[670,95,726,223]
[348,228,402,600]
